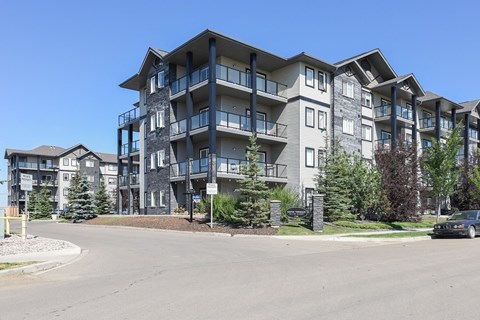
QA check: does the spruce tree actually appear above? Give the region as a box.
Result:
[94,179,112,215]
[27,191,38,215]
[233,134,270,227]
[65,171,82,219]
[32,183,52,219]
[71,177,96,221]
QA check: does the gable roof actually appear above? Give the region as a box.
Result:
[56,143,91,158]
[335,48,397,80]
[417,91,463,112]
[458,99,480,114]
[5,145,65,158]
[370,74,425,97]
[120,47,167,90]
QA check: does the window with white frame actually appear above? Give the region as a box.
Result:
[305,107,314,127]
[151,191,156,207]
[318,149,326,168]
[150,114,156,132]
[150,76,156,94]
[157,70,165,88]
[108,177,116,185]
[63,173,69,181]
[159,190,165,207]
[305,67,314,87]
[71,159,77,166]
[156,110,165,128]
[63,158,69,166]
[86,160,94,167]
[362,124,372,141]
[157,150,165,167]
[318,71,326,91]
[108,164,117,171]
[342,118,354,135]
[342,80,354,98]
[63,188,69,196]
[361,90,372,108]
[150,153,156,170]
[305,148,315,167]
[318,111,326,129]
[86,175,94,183]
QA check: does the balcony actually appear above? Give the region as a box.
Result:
[170,64,287,98]
[467,128,479,141]
[419,117,453,133]
[170,110,287,141]
[119,173,140,187]
[118,107,139,127]
[376,139,413,150]
[121,140,140,156]
[374,105,413,123]
[16,162,55,170]
[170,157,287,180]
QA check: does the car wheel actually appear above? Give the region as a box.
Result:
[467,226,476,239]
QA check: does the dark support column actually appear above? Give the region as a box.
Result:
[185,52,193,221]
[411,94,417,146]
[208,38,217,184]
[390,86,397,147]
[15,155,19,209]
[451,108,457,128]
[117,128,122,215]
[36,155,40,194]
[127,124,133,215]
[435,101,441,141]
[465,113,470,163]
[250,53,257,133]
[477,120,480,150]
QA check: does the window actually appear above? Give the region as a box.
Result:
[108,164,117,171]
[71,159,77,166]
[362,125,372,141]
[305,188,315,208]
[318,111,326,130]
[86,175,94,183]
[342,118,354,135]
[63,188,69,196]
[159,190,166,207]
[63,173,69,181]
[361,91,372,108]
[305,107,315,127]
[200,148,209,172]
[157,150,165,167]
[108,177,116,185]
[318,71,326,91]
[150,153,156,170]
[156,110,165,128]
[342,80,354,98]
[157,71,165,88]
[86,160,94,168]
[150,76,156,94]
[63,158,69,166]
[150,114,156,132]
[318,149,326,168]
[305,148,315,167]
[305,67,314,87]
[151,191,156,207]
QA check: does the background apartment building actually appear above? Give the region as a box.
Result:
[118,29,479,215]
[4,144,118,213]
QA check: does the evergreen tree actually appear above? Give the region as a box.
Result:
[451,152,480,211]
[65,171,82,219]
[233,134,270,227]
[94,179,112,215]
[27,191,38,215]
[71,177,96,221]
[421,124,462,222]
[32,183,52,219]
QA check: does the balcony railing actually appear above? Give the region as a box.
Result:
[419,117,453,131]
[191,158,209,175]
[376,139,391,150]
[119,173,140,186]
[375,105,413,121]
[468,128,479,140]
[170,64,287,98]
[16,162,54,170]
[118,107,139,126]
[170,162,187,178]
[170,110,287,138]
[121,140,140,156]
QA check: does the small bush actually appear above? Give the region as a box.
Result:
[201,193,239,224]
[269,186,303,223]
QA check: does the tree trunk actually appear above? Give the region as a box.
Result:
[436,196,441,224]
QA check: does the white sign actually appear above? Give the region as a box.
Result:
[20,174,33,191]
[206,183,218,195]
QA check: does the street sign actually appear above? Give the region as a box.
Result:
[20,174,33,191]
[206,183,218,195]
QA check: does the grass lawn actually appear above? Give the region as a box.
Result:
[278,221,369,236]
[344,231,432,238]
[0,261,37,271]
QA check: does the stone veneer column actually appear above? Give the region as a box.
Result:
[312,194,324,232]
[270,200,281,227]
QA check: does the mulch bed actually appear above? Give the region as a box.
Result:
[83,216,278,236]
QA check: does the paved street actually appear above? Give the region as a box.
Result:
[1,221,479,320]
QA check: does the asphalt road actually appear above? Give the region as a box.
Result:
[1,221,479,320]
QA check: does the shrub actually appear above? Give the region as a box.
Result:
[203,193,239,224]
[269,186,303,222]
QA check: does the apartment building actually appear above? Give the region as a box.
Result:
[4,144,118,213]
[117,29,478,215]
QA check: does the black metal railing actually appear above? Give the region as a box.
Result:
[375,104,413,120]
[118,108,139,126]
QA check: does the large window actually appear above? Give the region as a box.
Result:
[150,76,156,94]
[318,111,326,130]
[342,80,354,98]
[157,70,165,89]
[156,110,165,128]
[159,190,165,207]
[342,118,354,135]
[318,149,326,168]
[63,173,69,181]
[151,191,156,207]
[157,150,165,167]
[361,90,372,108]
[150,114,156,132]
[86,175,94,183]
[305,148,315,167]
[63,158,69,166]
[108,164,117,171]
[362,124,372,141]
[86,160,94,168]
[305,107,315,127]
[63,188,69,196]
[150,153,156,170]
[305,67,314,87]
[318,71,326,91]
[71,159,77,166]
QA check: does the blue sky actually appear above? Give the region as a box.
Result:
[1,0,479,206]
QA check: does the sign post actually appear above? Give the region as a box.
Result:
[20,174,32,240]
[206,183,218,228]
